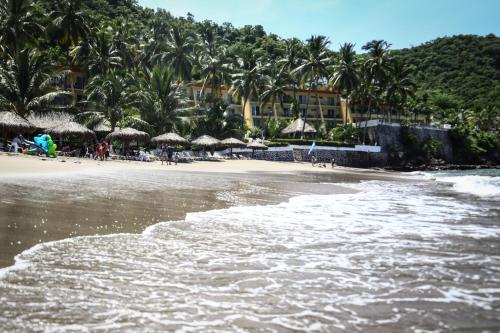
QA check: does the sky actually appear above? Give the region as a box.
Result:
[138,0,500,51]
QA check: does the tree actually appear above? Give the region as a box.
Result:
[362,40,392,120]
[82,70,141,131]
[136,65,182,133]
[151,24,194,82]
[230,47,264,128]
[0,48,71,117]
[73,28,121,77]
[196,29,232,106]
[279,38,304,116]
[0,0,43,54]
[259,65,289,123]
[330,42,360,124]
[48,0,90,65]
[293,35,331,137]
[385,59,416,120]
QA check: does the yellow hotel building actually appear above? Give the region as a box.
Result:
[187,83,356,130]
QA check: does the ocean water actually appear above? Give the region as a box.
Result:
[0,170,499,332]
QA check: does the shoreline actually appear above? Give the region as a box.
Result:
[0,153,401,268]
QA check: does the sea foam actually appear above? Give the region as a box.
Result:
[0,179,499,332]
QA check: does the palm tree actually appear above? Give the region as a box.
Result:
[259,66,289,122]
[48,0,89,65]
[0,0,43,54]
[196,32,232,106]
[279,38,304,116]
[293,35,331,137]
[330,42,359,124]
[362,40,392,121]
[152,24,194,82]
[230,48,264,128]
[72,29,121,77]
[136,65,182,133]
[112,20,139,70]
[48,0,90,104]
[0,48,71,118]
[81,70,141,131]
[385,59,416,121]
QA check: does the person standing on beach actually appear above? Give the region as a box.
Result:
[167,145,174,165]
[102,141,109,161]
[161,144,168,165]
[95,143,102,160]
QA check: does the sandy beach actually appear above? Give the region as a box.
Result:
[0,153,392,177]
[0,153,396,268]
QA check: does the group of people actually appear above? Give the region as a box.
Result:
[311,155,336,168]
[160,144,179,165]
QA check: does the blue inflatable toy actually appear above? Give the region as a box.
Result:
[33,134,57,157]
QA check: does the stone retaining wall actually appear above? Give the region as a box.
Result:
[236,148,388,167]
[367,123,454,161]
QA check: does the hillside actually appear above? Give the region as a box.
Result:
[394,34,500,112]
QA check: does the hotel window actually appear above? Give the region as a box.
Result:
[254,119,261,127]
[327,97,335,106]
[196,90,203,100]
[283,108,290,117]
[226,94,232,104]
[327,109,335,117]
[298,95,307,104]
[251,106,260,116]
[300,108,306,117]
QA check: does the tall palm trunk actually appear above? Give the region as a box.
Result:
[362,98,372,145]
[273,101,278,121]
[316,91,325,134]
[301,80,313,139]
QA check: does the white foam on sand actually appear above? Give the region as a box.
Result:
[0,180,499,332]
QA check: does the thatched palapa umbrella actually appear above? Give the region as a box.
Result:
[106,127,150,155]
[281,117,317,136]
[191,135,220,156]
[44,121,96,142]
[28,112,74,130]
[247,140,268,158]
[0,111,34,133]
[151,132,188,146]
[220,137,246,157]
[105,127,149,143]
[0,112,34,149]
[191,135,220,147]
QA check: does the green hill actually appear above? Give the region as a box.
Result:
[394,34,500,112]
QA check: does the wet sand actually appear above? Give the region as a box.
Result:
[0,153,398,268]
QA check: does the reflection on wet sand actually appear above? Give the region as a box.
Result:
[0,169,361,267]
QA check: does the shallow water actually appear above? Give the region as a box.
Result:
[0,169,499,332]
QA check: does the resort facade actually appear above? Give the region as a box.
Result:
[187,83,352,129]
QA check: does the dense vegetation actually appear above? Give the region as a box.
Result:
[0,0,498,160]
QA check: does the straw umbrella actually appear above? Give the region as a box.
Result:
[191,135,220,147]
[0,112,34,148]
[27,112,74,130]
[191,135,220,156]
[44,121,96,152]
[106,127,149,142]
[247,140,268,158]
[281,117,317,136]
[44,121,96,144]
[0,111,34,132]
[151,132,188,146]
[106,127,150,155]
[220,137,246,157]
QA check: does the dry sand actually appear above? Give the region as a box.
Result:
[0,153,392,177]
